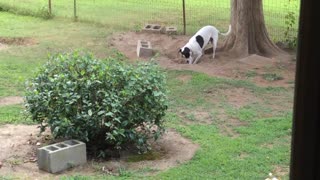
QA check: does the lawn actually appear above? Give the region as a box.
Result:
[0,2,294,179]
[0,0,299,41]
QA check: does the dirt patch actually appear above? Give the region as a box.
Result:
[110,32,296,87]
[215,118,248,138]
[272,165,289,177]
[236,152,249,160]
[178,110,213,125]
[0,42,7,50]
[214,109,248,138]
[113,130,199,173]
[0,125,199,178]
[176,74,192,83]
[0,37,36,49]
[0,125,40,162]
[0,96,24,107]
[223,88,260,108]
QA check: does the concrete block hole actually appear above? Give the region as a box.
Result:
[65,140,80,145]
[56,143,67,148]
[153,25,161,30]
[141,41,149,48]
[46,146,58,151]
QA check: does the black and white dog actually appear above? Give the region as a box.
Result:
[179,25,231,64]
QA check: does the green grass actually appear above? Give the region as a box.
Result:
[0,176,16,180]
[0,12,117,97]
[158,71,292,179]
[0,5,294,179]
[262,73,284,81]
[245,70,258,78]
[0,105,33,124]
[0,0,299,41]
[156,117,291,179]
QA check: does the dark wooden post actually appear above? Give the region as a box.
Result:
[290,0,320,179]
[48,0,52,15]
[74,0,77,20]
[182,0,186,35]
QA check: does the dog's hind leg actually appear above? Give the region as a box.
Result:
[212,36,218,59]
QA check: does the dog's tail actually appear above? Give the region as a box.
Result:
[219,25,231,36]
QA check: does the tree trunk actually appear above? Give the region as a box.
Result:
[221,0,284,58]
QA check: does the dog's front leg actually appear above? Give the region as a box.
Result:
[193,52,202,64]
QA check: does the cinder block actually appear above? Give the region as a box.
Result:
[142,24,164,34]
[137,40,153,58]
[165,26,177,35]
[37,139,87,173]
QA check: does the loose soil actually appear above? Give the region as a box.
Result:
[0,37,37,51]
[110,31,296,87]
[0,125,199,179]
[110,30,295,137]
[0,37,36,46]
[0,96,24,107]
[0,42,7,50]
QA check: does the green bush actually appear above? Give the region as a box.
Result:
[24,51,168,154]
[284,0,298,48]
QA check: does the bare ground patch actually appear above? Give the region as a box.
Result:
[222,88,260,108]
[0,37,36,46]
[272,165,289,177]
[176,74,192,83]
[215,118,248,138]
[0,125,199,178]
[0,42,7,50]
[110,31,296,87]
[213,109,248,138]
[0,96,24,107]
[178,110,213,125]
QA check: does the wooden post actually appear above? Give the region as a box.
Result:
[182,0,186,35]
[74,0,77,21]
[48,0,52,15]
[290,0,320,179]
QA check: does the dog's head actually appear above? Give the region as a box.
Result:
[179,47,193,64]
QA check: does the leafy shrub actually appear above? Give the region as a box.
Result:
[284,0,298,48]
[36,6,54,19]
[24,51,168,154]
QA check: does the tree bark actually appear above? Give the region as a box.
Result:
[221,0,284,58]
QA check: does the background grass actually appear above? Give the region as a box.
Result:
[0,0,299,42]
[0,2,294,179]
[0,12,116,97]
[0,105,34,125]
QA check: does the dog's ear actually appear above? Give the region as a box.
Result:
[178,48,183,58]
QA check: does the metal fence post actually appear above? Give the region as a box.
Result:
[182,0,186,35]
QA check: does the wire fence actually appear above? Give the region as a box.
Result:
[0,0,300,44]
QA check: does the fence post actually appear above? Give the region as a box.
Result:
[74,0,78,21]
[182,0,186,35]
[48,0,52,15]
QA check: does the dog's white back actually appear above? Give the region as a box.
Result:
[180,25,231,64]
[189,26,219,50]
